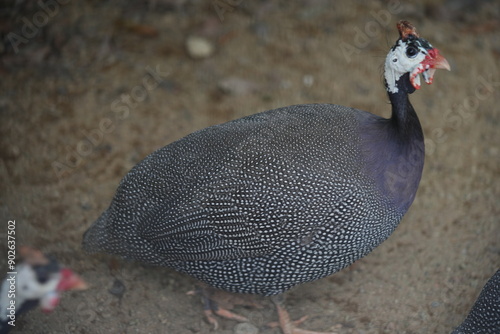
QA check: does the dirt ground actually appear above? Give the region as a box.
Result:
[1,1,499,333]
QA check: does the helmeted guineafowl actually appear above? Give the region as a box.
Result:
[452,270,500,334]
[83,20,450,333]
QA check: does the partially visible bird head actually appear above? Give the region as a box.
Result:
[18,247,88,313]
[21,247,85,285]
[0,246,87,322]
[384,20,450,94]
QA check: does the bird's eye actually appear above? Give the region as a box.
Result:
[406,46,418,58]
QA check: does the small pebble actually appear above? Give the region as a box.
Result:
[108,278,126,298]
[431,300,441,307]
[219,77,258,96]
[186,36,214,59]
[303,74,314,87]
[234,322,259,334]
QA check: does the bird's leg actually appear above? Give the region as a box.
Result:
[202,295,221,330]
[270,295,338,334]
[187,286,250,330]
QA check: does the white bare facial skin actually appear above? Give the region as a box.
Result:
[384,39,428,93]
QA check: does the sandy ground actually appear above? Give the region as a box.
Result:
[1,1,499,333]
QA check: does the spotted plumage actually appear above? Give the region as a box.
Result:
[452,270,500,334]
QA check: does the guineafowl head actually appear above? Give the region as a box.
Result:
[384,20,450,94]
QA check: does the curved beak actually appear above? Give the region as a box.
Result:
[57,268,88,291]
[422,48,451,71]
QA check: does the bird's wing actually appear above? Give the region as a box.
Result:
[134,110,336,260]
[123,105,363,262]
[137,155,297,261]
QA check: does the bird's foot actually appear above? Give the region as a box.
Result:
[270,295,339,334]
[187,285,259,330]
[203,306,249,330]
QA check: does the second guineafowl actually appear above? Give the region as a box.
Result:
[83,21,450,333]
[452,270,500,334]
